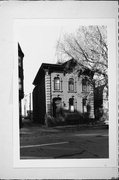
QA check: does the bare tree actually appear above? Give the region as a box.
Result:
[56,26,108,90]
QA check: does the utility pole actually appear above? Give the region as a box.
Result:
[24,95,27,117]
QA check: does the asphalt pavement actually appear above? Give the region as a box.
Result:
[20,120,108,159]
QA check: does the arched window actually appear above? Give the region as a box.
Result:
[68,78,74,92]
[54,77,60,90]
[82,77,89,92]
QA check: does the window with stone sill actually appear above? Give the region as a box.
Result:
[68,78,74,92]
[82,77,90,92]
[54,77,60,91]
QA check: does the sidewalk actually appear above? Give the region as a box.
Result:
[20,118,108,136]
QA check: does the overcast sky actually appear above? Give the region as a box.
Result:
[15,19,110,96]
[15,19,83,95]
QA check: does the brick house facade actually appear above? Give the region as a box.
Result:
[33,59,94,124]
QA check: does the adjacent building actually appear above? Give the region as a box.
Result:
[18,43,24,128]
[33,59,95,124]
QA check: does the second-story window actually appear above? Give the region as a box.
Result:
[82,77,89,92]
[68,78,74,92]
[54,77,60,90]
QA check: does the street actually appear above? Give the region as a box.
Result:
[20,123,108,159]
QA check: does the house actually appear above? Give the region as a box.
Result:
[18,43,24,128]
[32,59,95,125]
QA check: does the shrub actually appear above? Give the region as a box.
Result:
[100,108,109,123]
[45,114,56,127]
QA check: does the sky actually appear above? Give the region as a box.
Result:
[16,19,82,95]
[15,19,109,96]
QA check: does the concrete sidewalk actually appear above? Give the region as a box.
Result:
[20,119,108,136]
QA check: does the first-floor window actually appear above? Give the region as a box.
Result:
[82,98,87,113]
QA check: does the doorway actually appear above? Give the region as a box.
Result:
[53,97,62,117]
[69,97,74,112]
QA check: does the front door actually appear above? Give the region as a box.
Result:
[53,97,62,117]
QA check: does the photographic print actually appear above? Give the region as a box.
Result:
[18,20,109,159]
[0,0,117,178]
[14,19,116,168]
